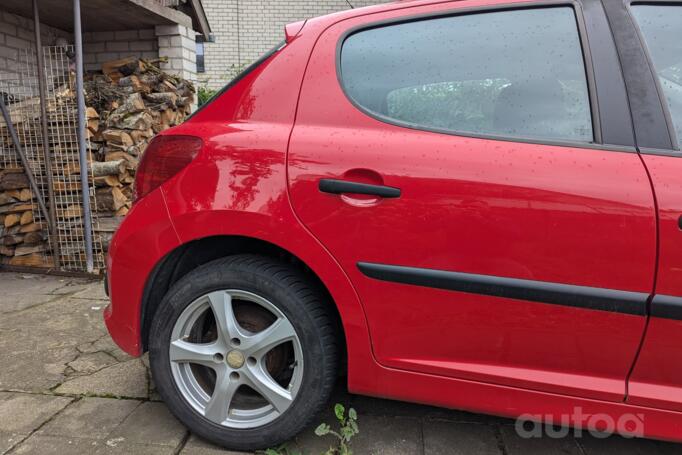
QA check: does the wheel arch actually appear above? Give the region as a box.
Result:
[139,235,348,365]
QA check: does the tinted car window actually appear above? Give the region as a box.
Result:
[631,5,682,146]
[340,7,593,143]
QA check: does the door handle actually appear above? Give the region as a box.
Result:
[319,179,401,198]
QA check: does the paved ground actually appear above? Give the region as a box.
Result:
[0,271,680,454]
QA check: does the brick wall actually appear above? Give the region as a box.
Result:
[0,11,71,97]
[83,29,159,72]
[156,24,197,82]
[200,0,389,89]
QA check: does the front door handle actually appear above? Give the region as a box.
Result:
[319,179,401,198]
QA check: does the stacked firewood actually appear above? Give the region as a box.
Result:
[86,57,195,225]
[0,170,50,267]
[0,57,195,269]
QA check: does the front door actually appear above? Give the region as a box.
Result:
[288,0,656,402]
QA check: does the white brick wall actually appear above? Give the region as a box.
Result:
[156,24,197,82]
[0,11,71,97]
[199,0,389,89]
[83,29,159,71]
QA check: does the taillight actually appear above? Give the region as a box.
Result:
[134,135,202,202]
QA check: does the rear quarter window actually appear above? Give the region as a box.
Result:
[339,7,593,143]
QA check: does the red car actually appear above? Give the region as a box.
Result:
[104,0,682,449]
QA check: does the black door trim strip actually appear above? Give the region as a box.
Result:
[651,295,682,320]
[357,262,648,316]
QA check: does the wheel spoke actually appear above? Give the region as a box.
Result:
[169,340,221,367]
[204,366,239,424]
[243,317,296,358]
[207,291,246,341]
[243,364,293,413]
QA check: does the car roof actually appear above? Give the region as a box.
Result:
[303,0,476,29]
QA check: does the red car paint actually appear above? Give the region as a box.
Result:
[104,0,682,442]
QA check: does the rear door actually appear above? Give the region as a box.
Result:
[288,0,656,401]
[615,0,682,411]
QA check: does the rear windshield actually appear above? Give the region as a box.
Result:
[189,41,286,118]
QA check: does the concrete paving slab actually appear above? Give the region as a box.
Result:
[0,293,57,314]
[342,415,421,455]
[107,401,187,447]
[0,432,25,454]
[0,392,72,434]
[67,351,119,376]
[577,433,681,454]
[55,359,148,399]
[10,434,100,455]
[38,397,141,440]
[2,273,73,297]
[0,274,96,313]
[0,297,107,392]
[499,424,581,454]
[72,281,109,301]
[10,434,175,454]
[424,421,501,455]
[76,334,134,363]
[180,435,249,454]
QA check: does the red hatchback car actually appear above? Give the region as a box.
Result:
[104,0,682,449]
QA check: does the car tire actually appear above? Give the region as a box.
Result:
[148,254,339,450]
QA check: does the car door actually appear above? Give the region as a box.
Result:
[613,0,682,412]
[288,0,656,402]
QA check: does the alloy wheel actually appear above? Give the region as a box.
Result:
[169,289,304,429]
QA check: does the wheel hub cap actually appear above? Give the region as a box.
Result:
[226,350,245,369]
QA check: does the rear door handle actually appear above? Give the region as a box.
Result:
[319,179,401,198]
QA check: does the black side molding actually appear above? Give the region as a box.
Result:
[651,295,682,321]
[319,179,401,198]
[357,262,647,316]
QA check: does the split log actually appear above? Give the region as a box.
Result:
[20,211,32,225]
[0,193,17,205]
[8,253,54,267]
[96,187,127,212]
[94,175,121,188]
[0,203,32,215]
[102,57,140,82]
[95,216,123,233]
[21,231,43,245]
[104,151,138,168]
[92,160,126,177]
[86,107,99,120]
[2,233,23,245]
[102,130,133,147]
[4,213,20,228]
[14,243,45,256]
[0,172,29,191]
[61,205,82,219]
[109,111,153,130]
[12,189,33,202]
[19,223,42,233]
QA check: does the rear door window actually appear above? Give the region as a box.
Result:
[340,7,593,143]
[631,4,682,146]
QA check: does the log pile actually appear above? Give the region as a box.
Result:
[0,169,51,268]
[0,56,195,269]
[86,57,195,226]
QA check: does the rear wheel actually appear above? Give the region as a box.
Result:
[149,255,338,450]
